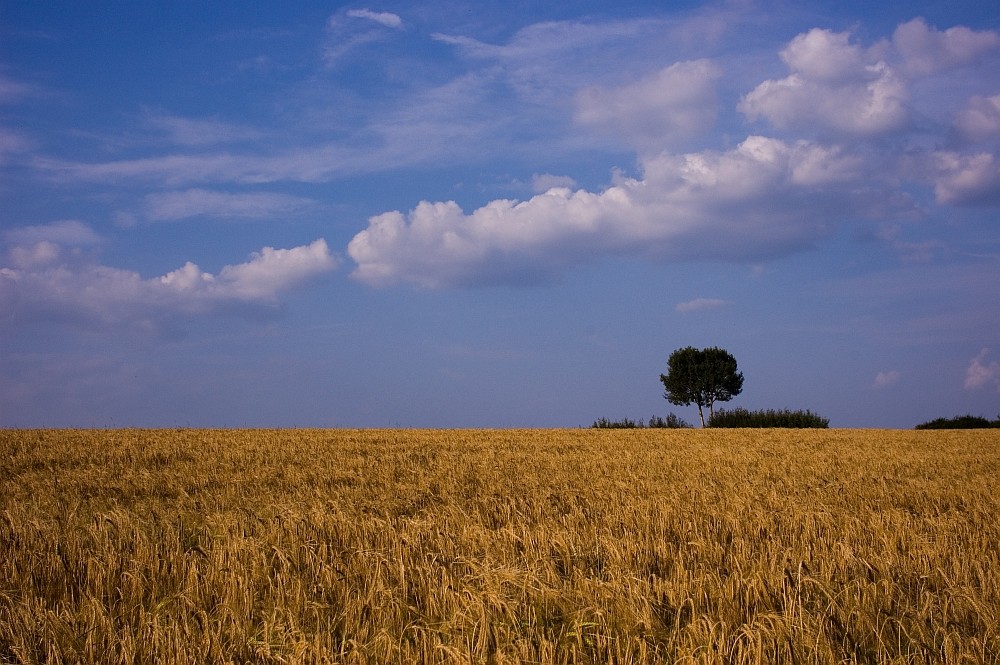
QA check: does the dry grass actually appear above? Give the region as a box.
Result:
[1,428,998,664]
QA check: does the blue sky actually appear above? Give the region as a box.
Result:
[2,1,999,428]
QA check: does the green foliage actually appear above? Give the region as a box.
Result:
[592,417,641,429]
[592,413,692,429]
[660,346,744,427]
[709,408,830,428]
[915,414,1000,429]
[648,413,693,429]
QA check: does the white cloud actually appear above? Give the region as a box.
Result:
[532,174,576,193]
[142,111,264,147]
[965,348,1000,391]
[0,72,35,104]
[145,189,314,221]
[893,18,1000,77]
[347,136,867,287]
[574,59,721,151]
[676,298,727,313]
[345,9,403,29]
[0,127,31,165]
[1,238,336,327]
[4,220,102,247]
[213,241,337,300]
[740,28,908,136]
[741,20,1000,138]
[33,136,453,186]
[324,9,403,66]
[955,94,1000,142]
[780,28,869,84]
[932,152,1000,206]
[8,241,61,270]
[873,370,901,389]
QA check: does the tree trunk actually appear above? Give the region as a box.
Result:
[697,404,706,428]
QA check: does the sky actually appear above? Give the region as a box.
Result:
[2,1,999,428]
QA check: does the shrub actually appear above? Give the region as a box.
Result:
[915,414,1000,429]
[592,413,692,429]
[648,413,693,429]
[592,417,641,429]
[709,408,829,428]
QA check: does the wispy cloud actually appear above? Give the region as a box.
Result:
[676,298,728,313]
[4,220,102,247]
[144,189,315,221]
[873,370,901,388]
[532,173,576,193]
[965,348,1000,391]
[345,9,403,30]
[142,110,264,147]
[575,59,721,152]
[0,71,37,104]
[324,8,404,66]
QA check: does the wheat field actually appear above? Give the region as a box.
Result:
[1,428,998,664]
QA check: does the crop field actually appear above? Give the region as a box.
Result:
[1,428,999,664]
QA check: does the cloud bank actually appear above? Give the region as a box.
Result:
[347,135,866,287]
[1,224,336,328]
[344,17,1000,288]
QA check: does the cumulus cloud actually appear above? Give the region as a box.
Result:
[932,152,1000,206]
[1,232,337,327]
[145,189,314,221]
[347,135,867,287]
[965,348,1000,391]
[892,18,1000,76]
[873,370,901,388]
[575,59,721,150]
[741,20,1000,138]
[740,28,908,136]
[955,94,1000,142]
[676,298,728,313]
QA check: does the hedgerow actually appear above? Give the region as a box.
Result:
[708,408,829,428]
[915,414,1000,429]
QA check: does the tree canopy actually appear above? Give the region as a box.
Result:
[660,346,744,427]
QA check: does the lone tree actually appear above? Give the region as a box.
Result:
[660,346,744,427]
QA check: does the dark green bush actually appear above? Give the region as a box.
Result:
[708,408,829,428]
[648,413,693,429]
[592,417,641,429]
[915,414,1000,429]
[592,413,692,429]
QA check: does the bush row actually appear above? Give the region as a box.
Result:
[591,414,693,429]
[708,408,830,428]
[915,414,1000,429]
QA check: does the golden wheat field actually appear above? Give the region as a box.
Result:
[1,428,998,664]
